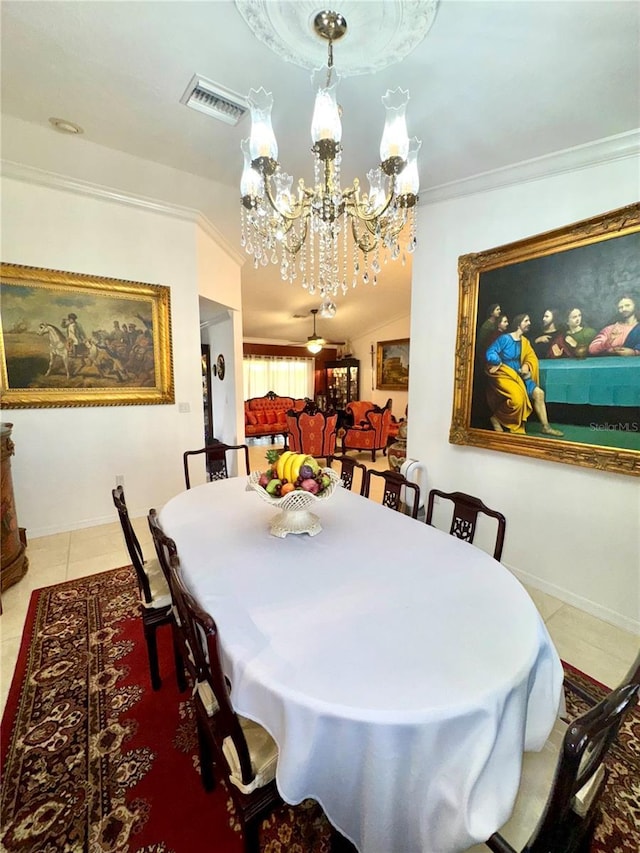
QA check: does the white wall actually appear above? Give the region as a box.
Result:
[351,316,410,417]
[1,177,243,534]
[410,157,640,633]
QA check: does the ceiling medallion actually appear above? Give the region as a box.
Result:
[234,0,439,76]
[239,9,421,300]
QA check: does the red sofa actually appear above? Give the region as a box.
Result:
[244,391,308,441]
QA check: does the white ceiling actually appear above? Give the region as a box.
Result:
[2,1,639,346]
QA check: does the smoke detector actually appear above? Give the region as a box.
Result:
[180,75,248,125]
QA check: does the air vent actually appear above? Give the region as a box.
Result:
[180,75,248,126]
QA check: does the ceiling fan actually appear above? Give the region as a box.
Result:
[294,309,345,354]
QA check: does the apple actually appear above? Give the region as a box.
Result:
[300,478,319,494]
[258,473,270,488]
[266,478,282,496]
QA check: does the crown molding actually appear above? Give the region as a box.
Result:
[3,129,637,257]
[420,129,640,206]
[0,159,245,266]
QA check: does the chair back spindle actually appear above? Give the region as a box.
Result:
[112,485,152,602]
[364,469,420,519]
[332,454,367,495]
[183,442,250,490]
[112,486,178,691]
[426,489,506,560]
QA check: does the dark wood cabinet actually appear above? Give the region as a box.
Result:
[201,345,214,443]
[324,358,360,409]
[1,423,28,596]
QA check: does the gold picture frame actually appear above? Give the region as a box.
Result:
[376,338,410,390]
[1,263,174,408]
[450,203,640,477]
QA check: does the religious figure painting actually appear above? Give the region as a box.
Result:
[0,264,174,408]
[450,203,640,477]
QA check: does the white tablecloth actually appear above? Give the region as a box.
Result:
[160,478,563,853]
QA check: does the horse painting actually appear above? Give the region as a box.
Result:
[38,322,71,378]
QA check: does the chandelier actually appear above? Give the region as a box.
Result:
[240,9,420,301]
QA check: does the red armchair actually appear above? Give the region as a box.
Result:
[341,402,392,461]
[285,403,338,462]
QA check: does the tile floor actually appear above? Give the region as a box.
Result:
[1,444,638,717]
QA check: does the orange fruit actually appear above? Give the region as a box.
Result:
[280,482,295,495]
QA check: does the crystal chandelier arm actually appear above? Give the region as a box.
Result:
[259,172,311,223]
[363,209,408,240]
[343,177,395,223]
[350,217,379,254]
[246,212,296,243]
[281,213,310,254]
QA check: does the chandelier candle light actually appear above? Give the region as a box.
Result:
[240,10,420,300]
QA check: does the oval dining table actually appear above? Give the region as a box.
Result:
[159,477,563,853]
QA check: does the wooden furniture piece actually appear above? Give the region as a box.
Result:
[170,561,283,853]
[331,454,367,495]
[147,507,207,695]
[159,478,562,853]
[112,486,183,691]
[425,489,506,561]
[364,468,420,518]
[324,358,359,409]
[201,344,214,443]
[1,423,28,594]
[285,402,338,462]
[386,399,407,443]
[341,402,392,462]
[183,442,250,490]
[469,651,640,853]
[244,391,308,442]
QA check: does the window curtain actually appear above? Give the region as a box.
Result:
[243,356,314,400]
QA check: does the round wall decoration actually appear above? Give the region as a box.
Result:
[216,354,225,380]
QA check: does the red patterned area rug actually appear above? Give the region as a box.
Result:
[562,662,639,853]
[0,568,331,853]
[0,568,637,852]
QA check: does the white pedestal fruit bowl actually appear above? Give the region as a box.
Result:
[248,468,341,538]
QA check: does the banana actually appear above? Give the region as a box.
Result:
[284,452,302,483]
[276,450,293,480]
[290,453,305,483]
[277,452,319,483]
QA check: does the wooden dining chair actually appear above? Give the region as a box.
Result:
[169,560,283,853]
[467,650,640,853]
[332,454,367,495]
[112,486,183,691]
[364,469,420,519]
[425,489,506,561]
[183,441,250,489]
[146,508,200,695]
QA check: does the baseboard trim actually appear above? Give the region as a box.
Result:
[508,564,639,636]
[25,507,157,540]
